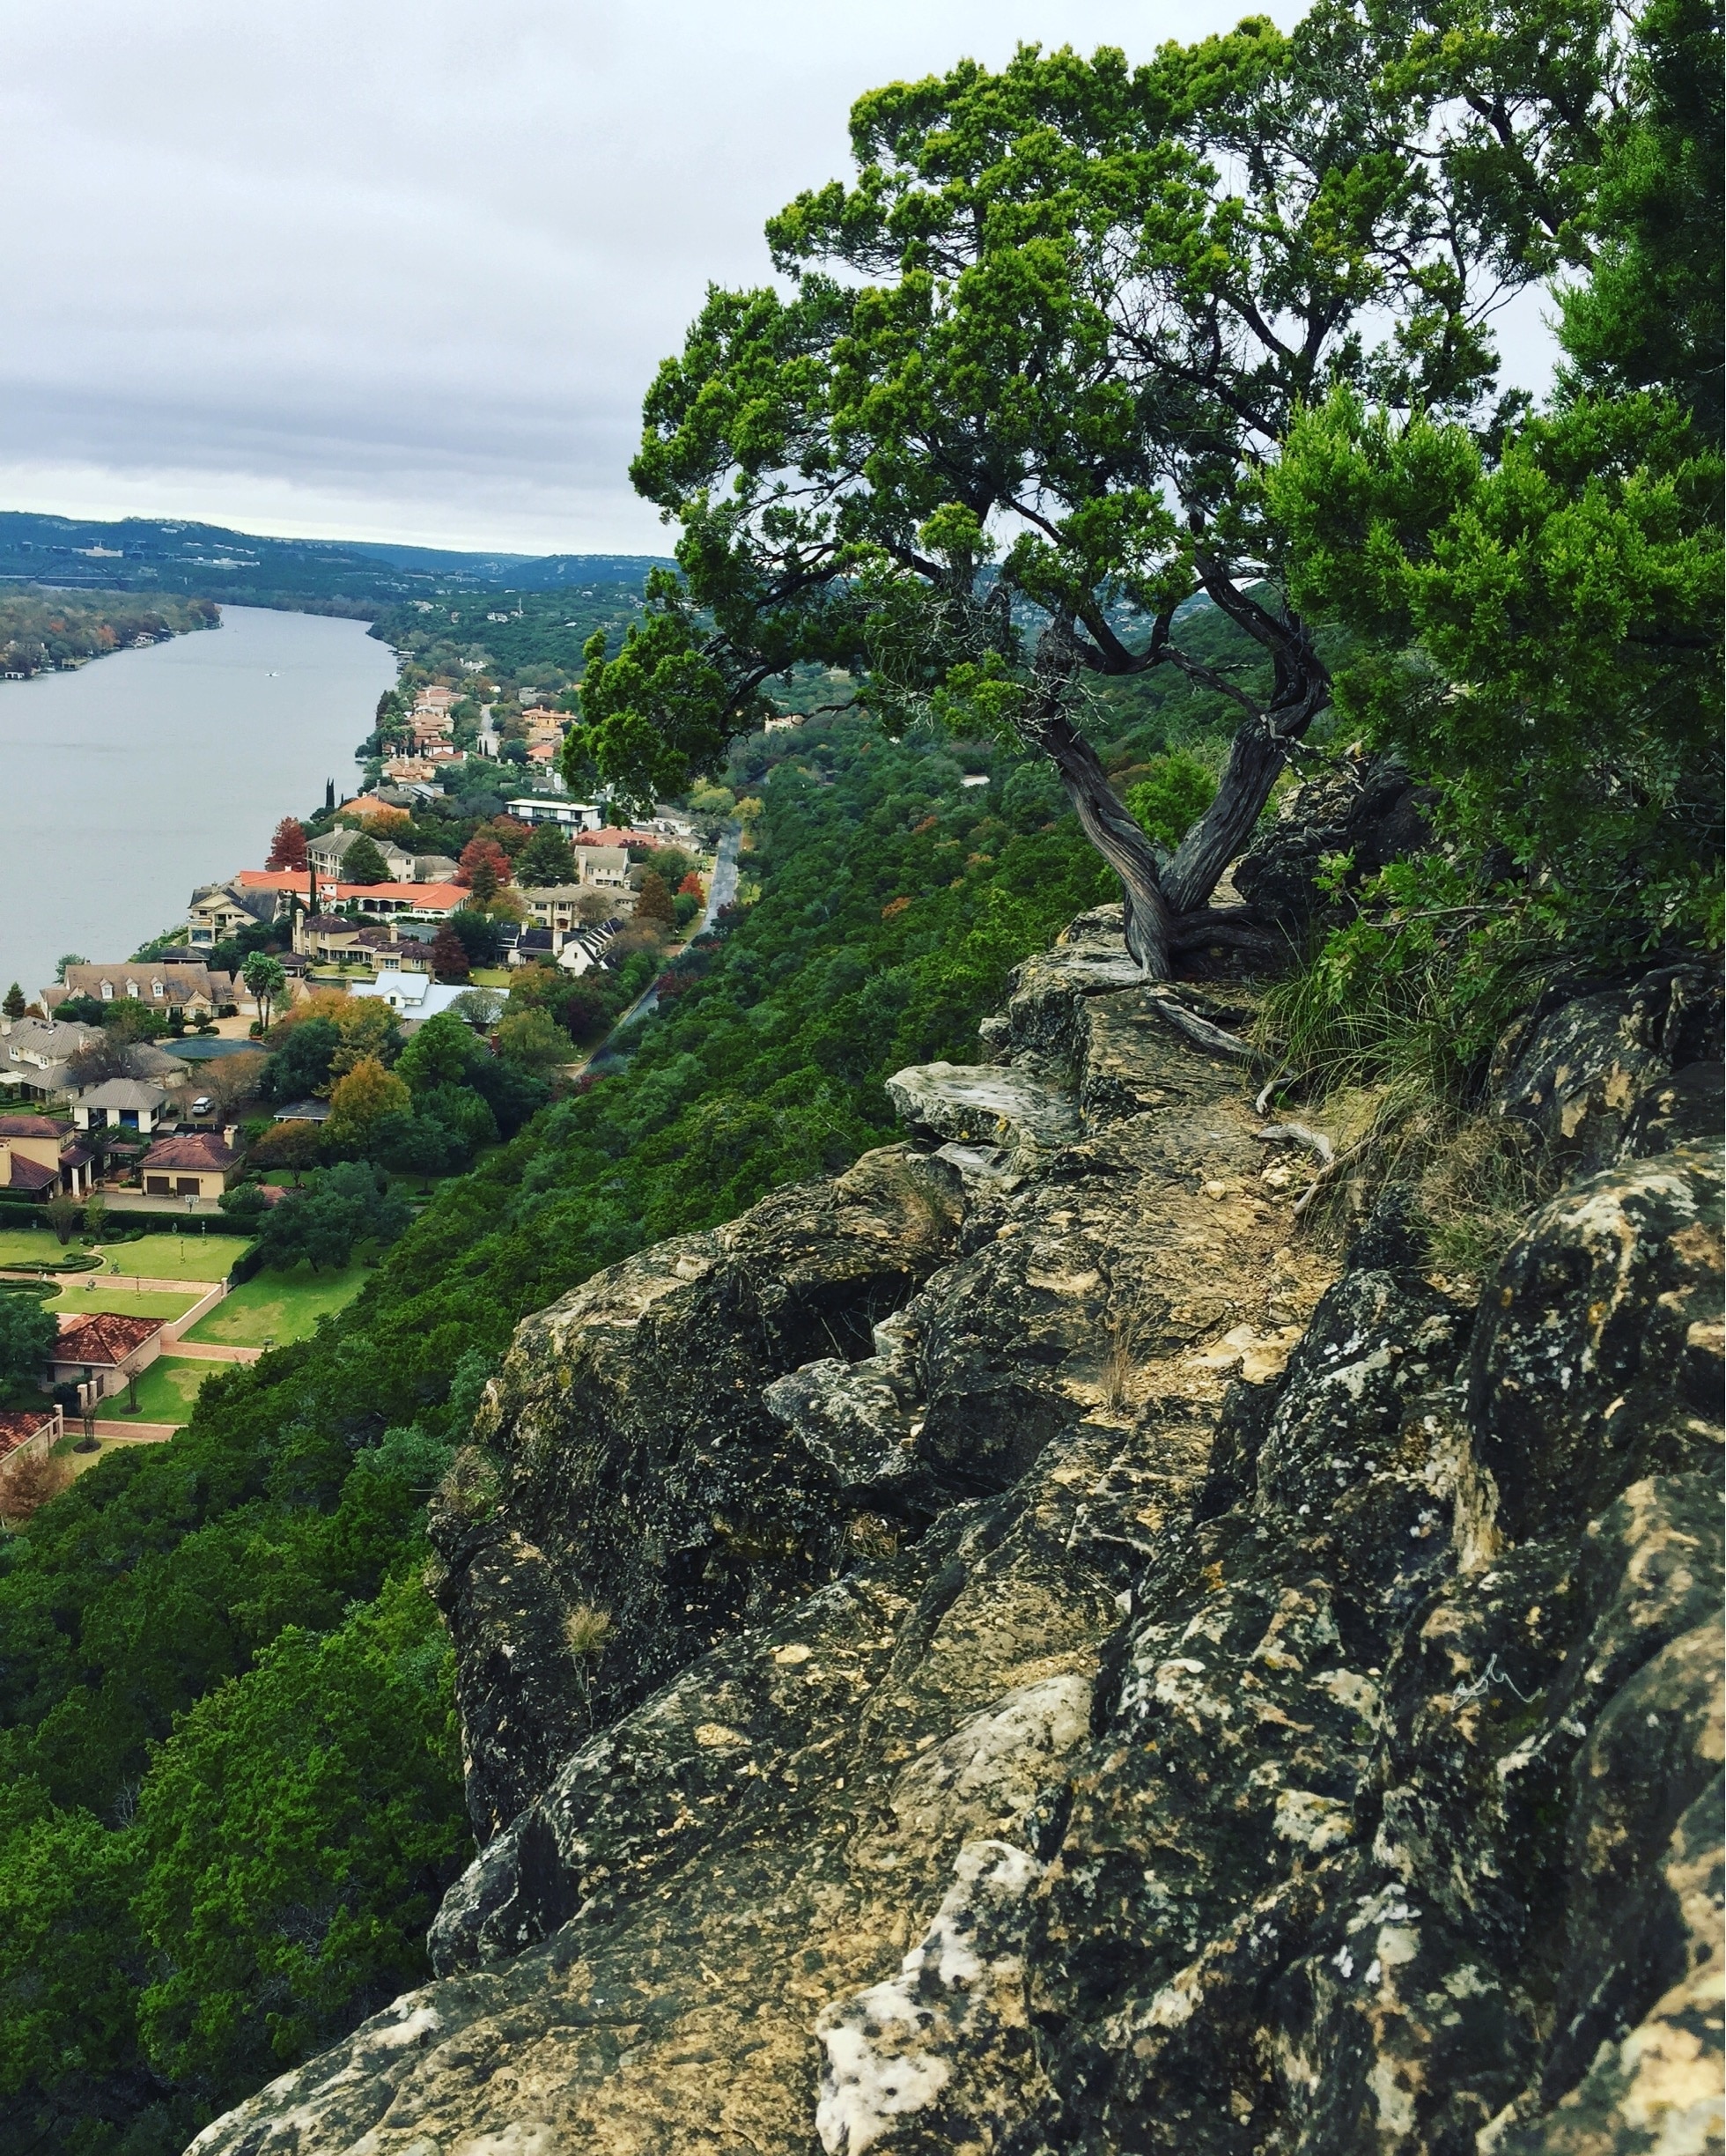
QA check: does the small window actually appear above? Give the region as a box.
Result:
[100,981,114,1000]
[125,981,137,1000]
[151,980,164,999]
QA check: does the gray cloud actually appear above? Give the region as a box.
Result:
[2,0,1548,553]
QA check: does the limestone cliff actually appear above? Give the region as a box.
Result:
[189,914,1722,2156]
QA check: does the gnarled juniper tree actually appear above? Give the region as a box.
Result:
[567,2,1612,976]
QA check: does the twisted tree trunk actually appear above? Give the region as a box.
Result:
[1022,598,1329,982]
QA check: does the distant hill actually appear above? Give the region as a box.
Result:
[0,511,675,613]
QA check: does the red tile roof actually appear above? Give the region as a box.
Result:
[330,880,467,908]
[4,1155,58,1192]
[0,1408,57,1458]
[0,1115,62,1138]
[234,868,315,891]
[141,1132,238,1172]
[55,1311,162,1364]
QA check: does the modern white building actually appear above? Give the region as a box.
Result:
[507,799,603,831]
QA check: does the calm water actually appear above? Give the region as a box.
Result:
[0,605,395,999]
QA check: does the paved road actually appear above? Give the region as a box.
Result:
[701,823,741,929]
[604,823,743,1049]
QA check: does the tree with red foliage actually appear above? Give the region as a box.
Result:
[431,924,471,983]
[266,816,307,871]
[677,872,704,898]
[481,816,531,862]
[455,835,511,905]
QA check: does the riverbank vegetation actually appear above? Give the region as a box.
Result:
[0,591,218,680]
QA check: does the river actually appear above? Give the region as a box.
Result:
[0,605,395,1000]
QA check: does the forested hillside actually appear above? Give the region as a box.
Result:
[0,704,1180,2152]
[0,513,668,616]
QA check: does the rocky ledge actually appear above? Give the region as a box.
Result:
[190,916,1722,2156]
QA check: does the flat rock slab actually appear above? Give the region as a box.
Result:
[885,1061,1081,1154]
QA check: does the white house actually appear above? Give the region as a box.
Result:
[347,974,477,1021]
[507,799,602,831]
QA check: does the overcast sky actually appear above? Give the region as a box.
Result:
[2,1,1553,557]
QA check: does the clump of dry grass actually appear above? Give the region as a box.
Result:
[564,1604,614,1661]
[1099,1313,1140,1413]
[1417,1115,1559,1279]
[435,1445,499,1525]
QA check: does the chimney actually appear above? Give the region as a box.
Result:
[223,1125,240,1151]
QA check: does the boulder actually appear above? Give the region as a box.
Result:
[429,1144,968,1842]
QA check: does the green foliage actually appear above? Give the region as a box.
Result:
[0,1294,57,1391]
[339,836,393,887]
[513,823,577,888]
[1556,0,1722,436]
[494,1008,572,1078]
[1265,0,1722,966]
[584,5,1613,883]
[262,1019,340,1103]
[133,1575,464,2093]
[1124,753,1220,853]
[395,1012,482,1092]
[254,1164,409,1275]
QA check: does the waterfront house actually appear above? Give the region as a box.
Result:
[347,974,477,1022]
[507,798,602,831]
[187,880,284,949]
[50,962,239,1022]
[138,1128,241,1200]
[307,826,415,881]
[273,1099,331,1125]
[521,881,631,939]
[237,867,463,920]
[511,927,557,967]
[327,878,467,922]
[50,1312,164,1401]
[557,926,617,978]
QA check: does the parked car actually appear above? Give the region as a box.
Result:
[190,1095,214,1118]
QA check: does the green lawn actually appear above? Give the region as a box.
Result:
[182,1261,370,1348]
[0,1229,253,1281]
[95,1233,253,1281]
[127,1356,220,1425]
[45,1281,203,1323]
